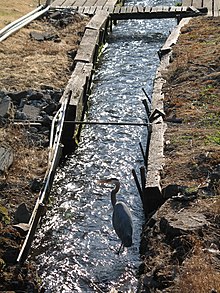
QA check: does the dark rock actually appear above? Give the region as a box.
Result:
[2,247,19,264]
[0,96,14,119]
[42,102,57,115]
[14,203,31,224]
[158,200,209,238]
[30,178,42,192]
[30,31,44,41]
[0,144,13,174]
[41,115,52,126]
[68,49,77,59]
[44,32,60,42]
[51,90,63,102]
[23,104,40,121]
[50,11,63,20]
[8,90,30,104]
[15,110,27,120]
[27,90,44,101]
[162,184,181,199]
[41,85,54,91]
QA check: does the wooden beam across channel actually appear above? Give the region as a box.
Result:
[110,5,204,20]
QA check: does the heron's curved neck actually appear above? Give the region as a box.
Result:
[111,181,120,207]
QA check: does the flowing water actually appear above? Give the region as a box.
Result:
[33,1,176,291]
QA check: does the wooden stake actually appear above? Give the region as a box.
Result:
[132,169,143,202]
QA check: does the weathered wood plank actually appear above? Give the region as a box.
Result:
[103,0,118,8]
[113,6,121,13]
[74,28,100,63]
[182,0,192,5]
[191,0,203,7]
[137,5,144,12]
[86,10,109,30]
[132,6,139,12]
[50,0,66,7]
[95,0,108,8]
[203,0,213,15]
[214,0,220,16]
[120,6,127,13]
[144,6,152,12]
[126,6,133,13]
[87,6,97,14]
[83,6,92,14]
[162,6,170,11]
[159,17,191,56]
[72,0,87,7]
[60,0,77,7]
[83,0,97,6]
[143,17,194,215]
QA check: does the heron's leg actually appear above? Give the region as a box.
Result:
[117,243,124,255]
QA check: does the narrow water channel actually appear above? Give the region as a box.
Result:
[33,1,176,291]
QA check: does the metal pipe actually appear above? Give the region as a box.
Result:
[0,5,50,42]
[0,5,44,37]
[64,120,150,126]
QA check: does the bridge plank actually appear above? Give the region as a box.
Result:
[74,29,99,63]
[120,6,127,13]
[137,5,144,12]
[144,6,152,12]
[126,6,133,13]
[214,0,220,15]
[103,0,118,9]
[191,0,203,7]
[86,10,109,30]
[95,0,108,7]
[132,6,138,12]
[203,0,213,15]
[61,0,77,7]
[182,0,192,5]
[83,0,98,6]
[50,0,66,7]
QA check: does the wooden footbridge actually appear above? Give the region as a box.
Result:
[50,0,219,17]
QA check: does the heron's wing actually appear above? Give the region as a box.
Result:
[112,202,133,247]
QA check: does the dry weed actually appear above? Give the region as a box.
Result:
[174,245,220,293]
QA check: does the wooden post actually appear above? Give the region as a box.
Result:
[140,166,146,192]
[132,169,143,203]
[139,142,147,167]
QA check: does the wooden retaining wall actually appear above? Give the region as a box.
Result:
[141,18,192,217]
[17,11,110,265]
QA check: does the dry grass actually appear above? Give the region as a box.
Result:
[162,16,220,190]
[174,246,220,293]
[0,124,48,213]
[0,0,39,29]
[0,16,88,91]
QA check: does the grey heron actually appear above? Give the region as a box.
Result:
[97,178,133,254]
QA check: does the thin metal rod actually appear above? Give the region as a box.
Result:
[64,120,150,126]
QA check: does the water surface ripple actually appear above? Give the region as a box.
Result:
[34,3,175,292]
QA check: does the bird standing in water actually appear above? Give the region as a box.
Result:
[97,178,133,254]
